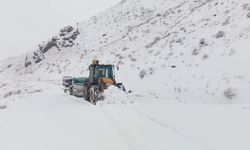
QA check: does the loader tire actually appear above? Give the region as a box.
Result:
[89,87,97,105]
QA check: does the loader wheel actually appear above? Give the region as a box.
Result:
[89,87,97,105]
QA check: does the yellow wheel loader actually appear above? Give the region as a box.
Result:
[83,60,125,104]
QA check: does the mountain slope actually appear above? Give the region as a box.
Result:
[1,0,250,103]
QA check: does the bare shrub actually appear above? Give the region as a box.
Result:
[223,88,237,100]
[199,38,207,46]
[180,27,187,32]
[215,31,225,38]
[139,70,147,79]
[149,68,155,75]
[242,3,250,10]
[146,37,161,48]
[222,17,230,25]
[156,13,161,17]
[247,12,250,18]
[202,54,209,60]
[3,90,21,98]
[176,38,182,43]
[0,83,7,88]
[192,48,199,55]
[4,91,13,98]
[0,105,7,110]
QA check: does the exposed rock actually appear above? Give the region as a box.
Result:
[33,51,44,64]
[60,26,74,36]
[39,37,57,53]
[24,55,32,68]
[24,26,80,68]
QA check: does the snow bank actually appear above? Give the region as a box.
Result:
[0,81,49,108]
[98,86,136,106]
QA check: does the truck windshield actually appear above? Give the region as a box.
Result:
[73,78,86,85]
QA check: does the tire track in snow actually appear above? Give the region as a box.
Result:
[101,106,209,150]
[101,108,150,150]
[136,111,218,150]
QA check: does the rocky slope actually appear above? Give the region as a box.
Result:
[1,0,250,103]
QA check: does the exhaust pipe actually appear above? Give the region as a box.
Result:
[92,60,99,65]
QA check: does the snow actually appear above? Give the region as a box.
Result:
[98,85,136,105]
[1,0,250,149]
[1,82,250,150]
[1,0,250,103]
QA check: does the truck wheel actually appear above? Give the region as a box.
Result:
[83,88,89,101]
[84,94,90,101]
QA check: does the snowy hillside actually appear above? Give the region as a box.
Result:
[1,0,250,103]
[2,1,250,150]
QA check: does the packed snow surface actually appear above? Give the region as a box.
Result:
[1,82,250,150]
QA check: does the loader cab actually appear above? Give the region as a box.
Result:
[88,64,115,84]
[83,60,125,104]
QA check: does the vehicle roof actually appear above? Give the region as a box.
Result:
[90,64,114,66]
[73,77,88,79]
[63,76,72,78]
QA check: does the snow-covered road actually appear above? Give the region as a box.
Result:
[0,82,250,150]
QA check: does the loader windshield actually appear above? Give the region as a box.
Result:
[95,65,114,79]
